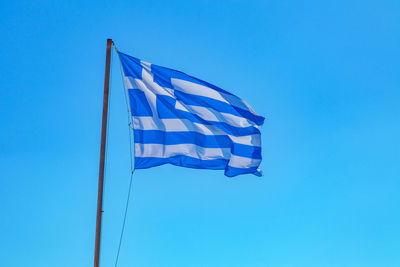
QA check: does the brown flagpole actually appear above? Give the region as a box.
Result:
[94,38,113,267]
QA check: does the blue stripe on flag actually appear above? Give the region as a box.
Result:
[134,155,261,177]
[151,63,234,96]
[173,90,265,126]
[155,95,260,136]
[133,130,261,159]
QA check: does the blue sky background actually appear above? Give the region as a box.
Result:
[0,0,399,266]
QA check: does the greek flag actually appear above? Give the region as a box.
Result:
[118,52,265,177]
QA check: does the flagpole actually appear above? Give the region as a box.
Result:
[94,38,113,267]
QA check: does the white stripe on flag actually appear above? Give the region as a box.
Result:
[135,143,229,160]
[132,117,261,146]
[171,78,226,103]
[172,78,261,116]
[134,143,260,169]
[228,155,261,168]
[174,102,255,128]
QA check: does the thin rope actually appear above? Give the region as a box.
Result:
[114,44,136,267]
[115,45,135,170]
[114,170,135,267]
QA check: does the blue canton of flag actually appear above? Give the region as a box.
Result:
[117,51,265,177]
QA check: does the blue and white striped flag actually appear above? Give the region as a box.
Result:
[118,52,265,177]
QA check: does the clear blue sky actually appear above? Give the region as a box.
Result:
[0,0,399,266]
